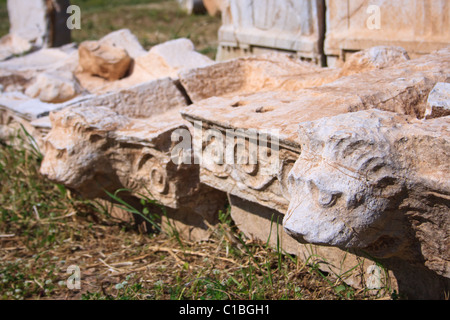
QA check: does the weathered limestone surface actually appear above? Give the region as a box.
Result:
[69,78,189,119]
[202,0,223,17]
[425,82,450,119]
[325,0,450,66]
[181,47,450,214]
[24,71,80,103]
[284,109,450,298]
[338,46,410,77]
[78,41,132,81]
[39,106,227,241]
[217,0,325,63]
[0,0,71,61]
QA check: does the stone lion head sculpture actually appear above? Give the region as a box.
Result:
[283,109,450,261]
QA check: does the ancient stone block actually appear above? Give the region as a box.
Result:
[39,106,227,241]
[217,0,325,63]
[179,53,335,103]
[325,0,450,66]
[76,36,213,95]
[284,109,450,298]
[78,41,132,81]
[425,82,450,119]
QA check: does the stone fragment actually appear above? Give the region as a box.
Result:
[0,0,71,61]
[425,82,450,119]
[179,53,333,103]
[98,29,147,59]
[217,0,325,63]
[0,34,32,61]
[228,194,394,291]
[148,38,214,78]
[325,0,450,66]
[181,47,450,214]
[75,36,213,95]
[202,0,223,17]
[39,106,227,241]
[0,45,79,94]
[78,41,132,81]
[283,109,450,298]
[69,77,189,119]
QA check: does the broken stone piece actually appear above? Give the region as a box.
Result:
[180,47,418,104]
[284,109,449,279]
[339,46,410,77]
[75,36,213,95]
[0,0,71,61]
[78,41,132,81]
[202,0,223,17]
[148,38,214,78]
[425,82,450,119]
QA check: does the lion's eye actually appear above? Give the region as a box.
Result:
[318,191,341,208]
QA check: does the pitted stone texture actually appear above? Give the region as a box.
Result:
[217,0,325,63]
[39,106,226,241]
[339,46,410,77]
[180,47,412,104]
[284,109,450,279]
[425,82,450,119]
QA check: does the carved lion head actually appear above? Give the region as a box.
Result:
[283,110,410,257]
